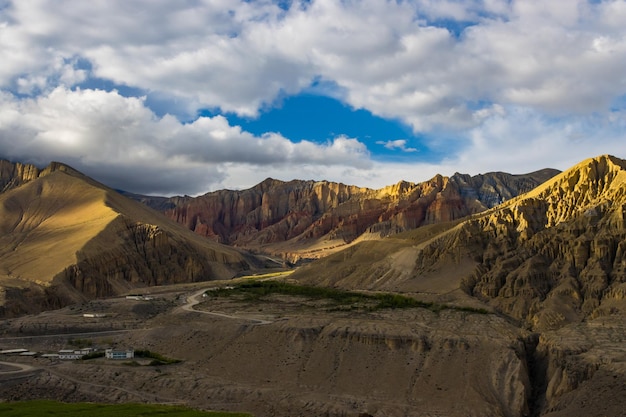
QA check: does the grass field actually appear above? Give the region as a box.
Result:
[0,401,252,417]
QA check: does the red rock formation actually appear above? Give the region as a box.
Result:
[135,169,558,260]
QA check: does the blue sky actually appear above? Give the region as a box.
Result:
[201,93,442,162]
[0,0,625,195]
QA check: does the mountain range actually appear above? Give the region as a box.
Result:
[2,155,624,328]
[293,155,626,331]
[0,157,561,316]
[1,154,626,416]
[123,168,558,262]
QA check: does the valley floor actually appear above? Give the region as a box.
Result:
[0,281,625,417]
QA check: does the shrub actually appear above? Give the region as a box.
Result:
[81,351,105,360]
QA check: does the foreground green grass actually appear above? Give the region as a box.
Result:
[0,401,251,417]
[207,280,489,314]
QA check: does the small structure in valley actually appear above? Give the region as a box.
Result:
[105,348,134,360]
[83,313,106,318]
[125,295,154,301]
[58,348,93,360]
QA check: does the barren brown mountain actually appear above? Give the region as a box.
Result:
[292,154,626,415]
[294,155,626,326]
[127,169,558,262]
[0,160,261,317]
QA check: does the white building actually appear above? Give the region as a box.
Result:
[105,348,134,360]
[58,348,93,360]
[41,353,60,359]
[125,295,154,301]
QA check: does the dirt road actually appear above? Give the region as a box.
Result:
[0,360,40,382]
[181,288,272,325]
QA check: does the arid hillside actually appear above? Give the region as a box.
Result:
[127,169,558,261]
[0,160,261,317]
[1,279,624,417]
[293,155,626,330]
[290,154,626,415]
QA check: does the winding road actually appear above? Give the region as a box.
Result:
[0,284,272,384]
[181,288,273,325]
[0,361,35,373]
[0,360,40,380]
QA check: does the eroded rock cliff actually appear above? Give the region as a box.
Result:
[0,159,81,192]
[133,169,558,261]
[455,155,626,329]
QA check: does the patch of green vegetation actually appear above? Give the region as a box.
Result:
[454,305,490,314]
[371,293,437,310]
[206,281,489,315]
[81,351,105,360]
[0,401,251,417]
[135,349,182,365]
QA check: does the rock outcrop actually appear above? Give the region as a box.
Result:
[455,155,626,329]
[0,159,81,192]
[0,160,40,192]
[129,169,558,261]
[0,160,260,317]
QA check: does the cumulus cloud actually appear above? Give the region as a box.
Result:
[0,88,370,195]
[2,1,625,125]
[448,106,626,175]
[0,0,625,194]
[376,139,418,152]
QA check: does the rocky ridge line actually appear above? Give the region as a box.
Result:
[129,169,558,261]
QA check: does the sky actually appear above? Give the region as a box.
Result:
[0,0,625,196]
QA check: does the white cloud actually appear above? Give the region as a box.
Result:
[376,139,418,152]
[0,86,623,197]
[0,87,370,195]
[451,105,626,175]
[2,0,624,126]
[0,0,625,194]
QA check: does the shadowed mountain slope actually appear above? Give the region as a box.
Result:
[128,169,558,262]
[0,160,259,317]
